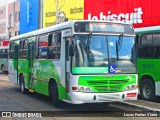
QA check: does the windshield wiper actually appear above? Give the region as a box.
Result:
[87,32,92,51]
[116,34,123,60]
[117,34,123,51]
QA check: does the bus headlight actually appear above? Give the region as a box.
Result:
[123,84,136,91]
[79,85,94,93]
[79,87,84,91]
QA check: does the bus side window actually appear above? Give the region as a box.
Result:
[38,34,48,59]
[48,33,61,60]
[27,36,36,60]
[9,42,14,59]
[153,34,160,58]
[19,40,23,59]
[139,34,153,58]
[1,49,8,58]
[19,39,27,59]
[143,46,154,58]
[153,46,160,58]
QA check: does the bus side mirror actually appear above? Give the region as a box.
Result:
[69,44,74,56]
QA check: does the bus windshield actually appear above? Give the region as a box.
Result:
[72,34,136,74]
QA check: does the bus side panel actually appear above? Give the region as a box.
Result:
[18,60,30,88]
[137,59,160,96]
[32,60,60,96]
[32,60,66,100]
[8,60,16,84]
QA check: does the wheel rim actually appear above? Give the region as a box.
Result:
[143,83,151,99]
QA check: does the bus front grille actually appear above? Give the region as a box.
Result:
[87,80,128,85]
[87,80,128,93]
[94,86,122,93]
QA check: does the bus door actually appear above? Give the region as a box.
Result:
[62,29,72,99]
[28,42,35,88]
[65,37,70,97]
[14,45,19,84]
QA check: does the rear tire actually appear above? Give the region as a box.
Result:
[50,82,61,107]
[140,78,155,101]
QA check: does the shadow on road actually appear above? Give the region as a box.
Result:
[138,95,160,103]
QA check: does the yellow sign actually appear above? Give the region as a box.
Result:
[43,0,84,27]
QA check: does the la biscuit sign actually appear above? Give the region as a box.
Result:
[84,0,160,28]
[43,0,160,28]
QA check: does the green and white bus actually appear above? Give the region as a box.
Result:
[9,20,138,107]
[135,26,160,100]
[0,46,9,74]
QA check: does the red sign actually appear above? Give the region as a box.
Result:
[84,0,160,28]
[2,41,10,46]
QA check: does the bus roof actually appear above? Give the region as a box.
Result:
[135,26,160,35]
[0,46,9,49]
[10,20,134,42]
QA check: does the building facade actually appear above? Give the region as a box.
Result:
[8,0,20,39]
[0,1,8,46]
[0,0,20,46]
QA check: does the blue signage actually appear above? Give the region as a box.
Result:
[109,64,116,74]
[26,0,31,24]
[20,0,39,34]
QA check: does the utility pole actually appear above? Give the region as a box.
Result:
[56,0,59,24]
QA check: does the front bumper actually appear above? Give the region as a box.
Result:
[70,89,138,104]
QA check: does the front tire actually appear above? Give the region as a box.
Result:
[140,78,155,101]
[50,82,61,107]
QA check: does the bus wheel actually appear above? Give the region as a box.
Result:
[140,78,155,101]
[50,82,61,107]
[20,76,26,94]
[1,65,5,74]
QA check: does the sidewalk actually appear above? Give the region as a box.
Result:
[123,99,160,111]
[0,74,9,81]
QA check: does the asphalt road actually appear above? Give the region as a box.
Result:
[0,74,159,119]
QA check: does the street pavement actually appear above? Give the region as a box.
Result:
[0,74,160,119]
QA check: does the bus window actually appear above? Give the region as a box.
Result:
[38,34,48,59]
[48,33,61,60]
[19,39,27,59]
[9,42,14,59]
[153,34,160,58]
[141,34,152,45]
[153,34,160,47]
[139,45,154,58]
[0,49,8,58]
[139,34,154,58]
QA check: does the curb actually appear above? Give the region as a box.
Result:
[119,101,160,112]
